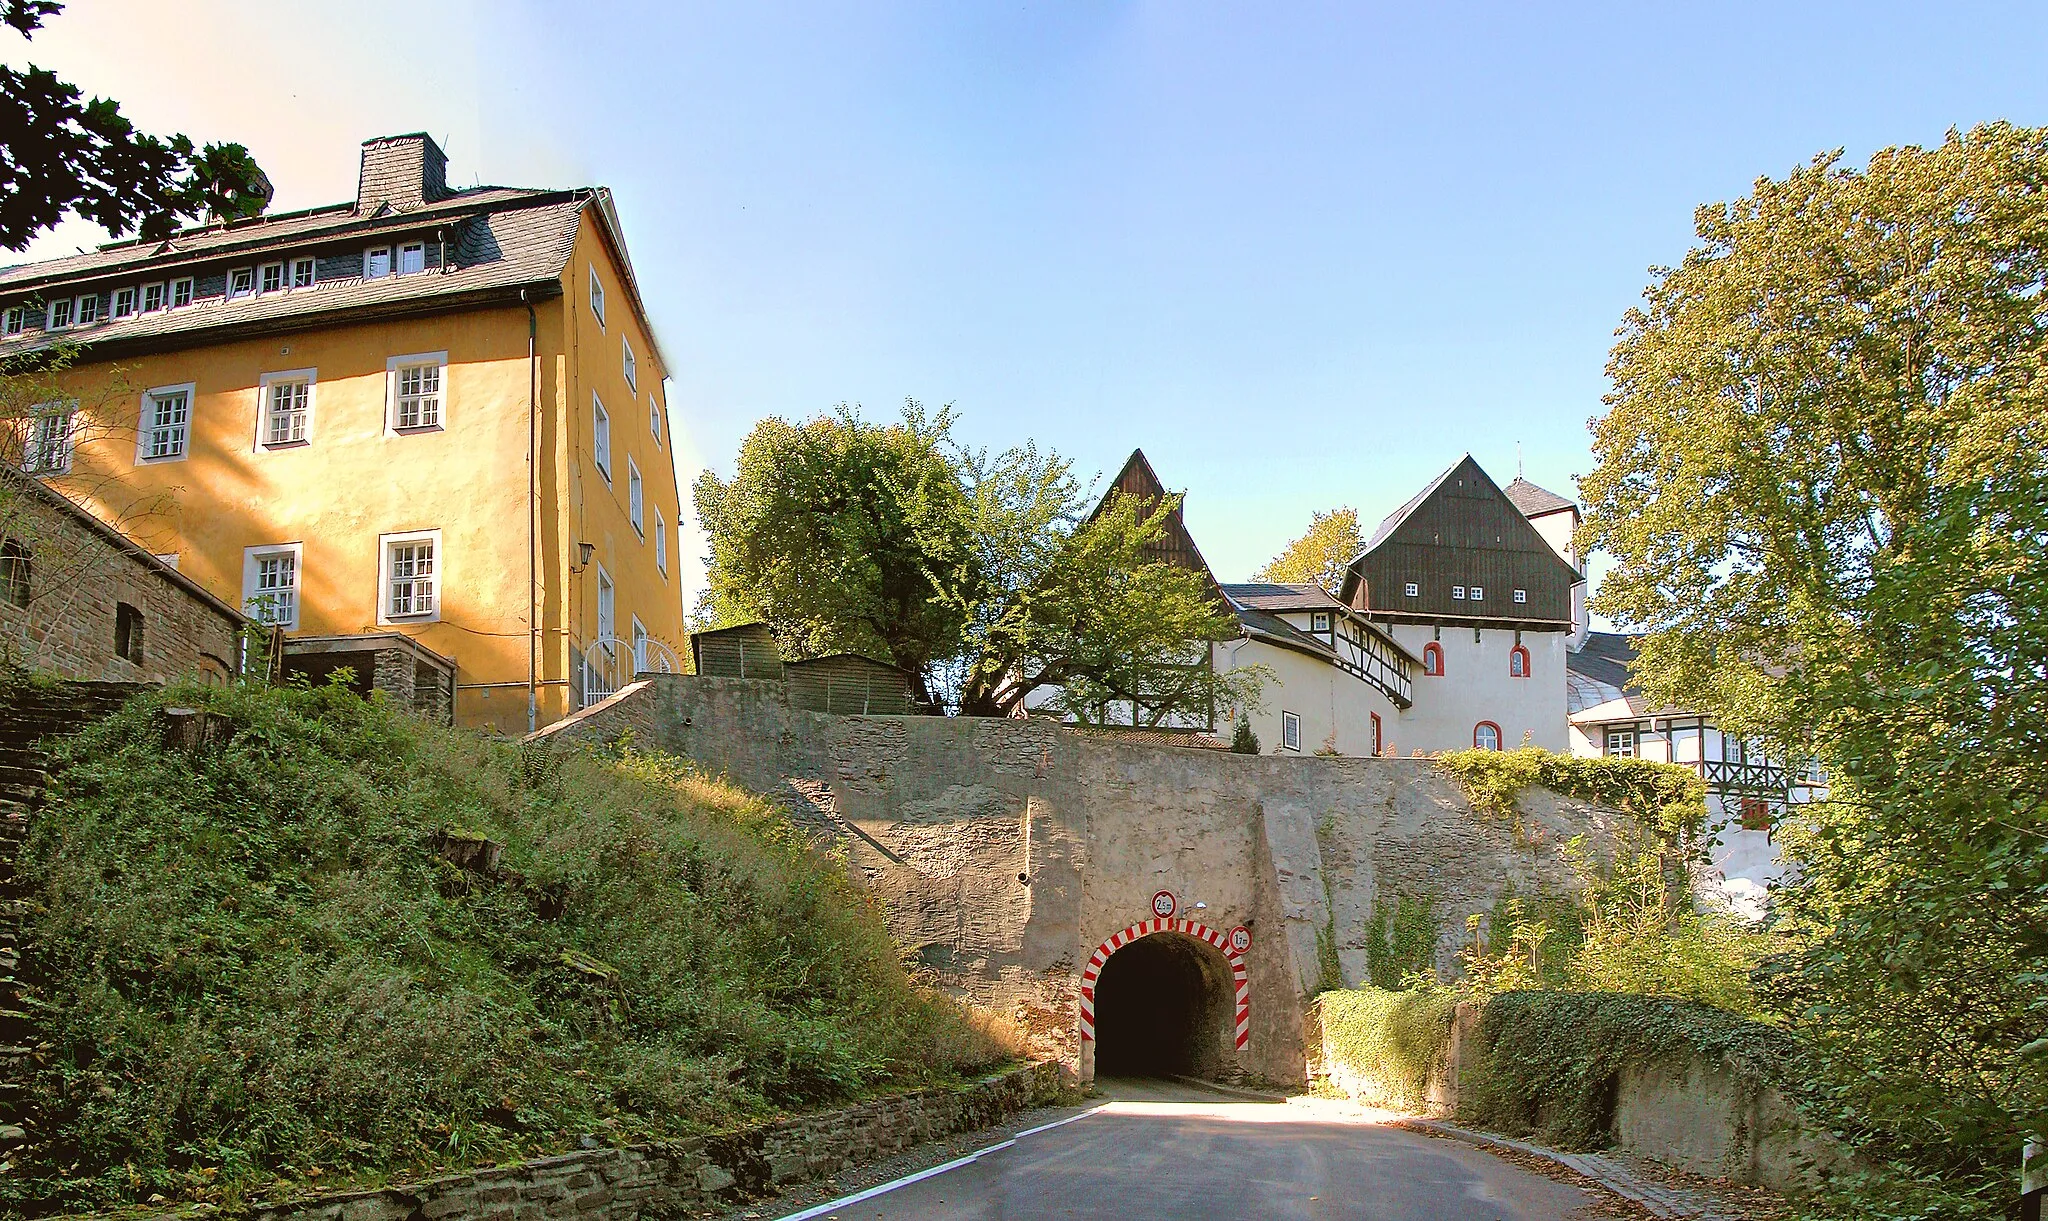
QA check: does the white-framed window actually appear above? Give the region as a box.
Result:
[1311,611,1330,632]
[588,265,606,327]
[137,383,193,463]
[627,457,644,534]
[1513,588,1527,604]
[595,562,615,645]
[74,293,100,324]
[364,247,392,280]
[47,297,73,330]
[257,369,314,449]
[2,306,21,334]
[649,397,662,445]
[631,615,649,671]
[654,510,668,576]
[242,542,303,629]
[396,242,425,275]
[1451,585,1466,600]
[379,529,441,623]
[1605,728,1638,759]
[1474,722,1502,751]
[111,287,137,318]
[139,282,165,313]
[169,277,194,308]
[259,262,284,294]
[1281,710,1301,753]
[291,257,316,288]
[226,268,255,299]
[21,400,75,475]
[592,392,612,481]
[622,336,637,390]
[386,352,446,432]
[1404,582,1419,597]
[1470,586,1484,601]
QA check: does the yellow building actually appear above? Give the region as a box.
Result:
[0,133,684,733]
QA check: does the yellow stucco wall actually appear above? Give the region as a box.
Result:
[43,210,686,735]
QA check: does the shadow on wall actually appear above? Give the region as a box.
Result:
[1093,931,1237,1080]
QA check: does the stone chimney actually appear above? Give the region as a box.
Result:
[356,133,450,214]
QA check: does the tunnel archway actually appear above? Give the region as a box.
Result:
[1089,929,1239,1079]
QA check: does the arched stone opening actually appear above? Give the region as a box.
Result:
[1091,931,1237,1079]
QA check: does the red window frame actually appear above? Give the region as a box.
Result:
[1474,721,1502,751]
[1509,644,1530,678]
[1371,712,1383,756]
[1423,642,1444,676]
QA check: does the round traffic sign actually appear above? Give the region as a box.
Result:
[1151,890,1177,919]
[1229,925,1252,954]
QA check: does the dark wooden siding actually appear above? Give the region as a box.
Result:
[1351,456,1576,623]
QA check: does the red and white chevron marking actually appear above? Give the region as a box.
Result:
[1077,917,1251,1052]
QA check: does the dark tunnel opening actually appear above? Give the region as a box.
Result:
[1092,931,1234,1079]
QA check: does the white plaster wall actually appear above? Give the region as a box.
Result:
[1525,508,1588,648]
[1214,638,1400,757]
[1391,624,1569,753]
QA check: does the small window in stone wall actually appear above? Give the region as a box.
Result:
[115,602,144,665]
[1,539,29,608]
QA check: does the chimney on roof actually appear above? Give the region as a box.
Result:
[357,133,450,214]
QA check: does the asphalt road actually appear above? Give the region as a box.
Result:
[783,1078,1604,1221]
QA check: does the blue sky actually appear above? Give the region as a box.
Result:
[12,1,2048,598]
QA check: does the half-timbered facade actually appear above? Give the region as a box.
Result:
[1216,582,1414,755]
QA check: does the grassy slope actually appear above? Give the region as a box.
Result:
[8,680,1009,1215]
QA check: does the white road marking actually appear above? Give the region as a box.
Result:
[773,1103,1111,1220]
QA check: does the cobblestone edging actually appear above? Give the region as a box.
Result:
[1394,1118,1734,1220]
[115,1061,1066,1221]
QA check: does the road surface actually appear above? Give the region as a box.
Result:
[782,1077,1606,1220]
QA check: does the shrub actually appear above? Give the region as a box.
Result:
[7,680,1013,1215]
[1315,987,1459,1113]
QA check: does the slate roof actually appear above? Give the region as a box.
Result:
[0,189,589,362]
[1232,605,1342,663]
[1363,457,1463,551]
[1503,477,1577,518]
[1220,583,1419,668]
[1220,582,1345,613]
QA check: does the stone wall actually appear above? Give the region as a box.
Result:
[118,1061,1064,1221]
[532,677,1637,1088]
[0,473,245,685]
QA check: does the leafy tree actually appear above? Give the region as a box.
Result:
[1253,507,1362,594]
[696,403,1259,724]
[691,403,973,702]
[1581,123,2048,1214]
[1,0,270,251]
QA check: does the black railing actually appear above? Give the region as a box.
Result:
[1698,758,1790,796]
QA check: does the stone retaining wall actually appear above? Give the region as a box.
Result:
[121,1062,1065,1221]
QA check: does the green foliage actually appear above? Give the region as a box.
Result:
[1456,845,1771,1017]
[8,681,1010,1215]
[1433,746,1708,848]
[1581,123,2048,1213]
[1314,987,1459,1113]
[0,2,268,250]
[694,401,1258,723]
[1229,713,1259,754]
[1253,507,1362,595]
[1459,992,1801,1151]
[1363,893,1440,990]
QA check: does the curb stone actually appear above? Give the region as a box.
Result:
[1392,1118,1733,1220]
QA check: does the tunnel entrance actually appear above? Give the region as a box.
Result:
[1091,931,1236,1079]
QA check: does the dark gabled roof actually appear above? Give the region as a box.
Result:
[1503,477,1577,518]
[1233,605,1342,663]
[1090,448,1227,604]
[1340,454,1583,613]
[1219,582,1345,613]
[1363,457,1463,551]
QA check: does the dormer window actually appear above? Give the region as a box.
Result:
[47,298,73,330]
[74,293,100,324]
[140,283,165,313]
[226,268,255,299]
[170,278,194,308]
[1422,642,1444,676]
[2,306,21,335]
[364,247,392,280]
[397,242,425,275]
[1311,611,1330,632]
[292,258,316,288]
[111,287,137,318]
[259,262,284,294]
